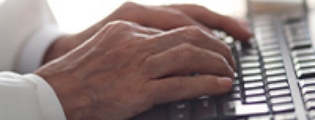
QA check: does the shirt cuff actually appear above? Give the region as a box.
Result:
[17,23,64,74]
[23,74,66,120]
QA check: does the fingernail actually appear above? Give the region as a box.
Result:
[217,77,233,88]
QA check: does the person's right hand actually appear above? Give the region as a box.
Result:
[35,20,235,120]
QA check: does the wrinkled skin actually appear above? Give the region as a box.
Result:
[37,21,236,120]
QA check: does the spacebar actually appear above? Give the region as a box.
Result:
[219,101,269,119]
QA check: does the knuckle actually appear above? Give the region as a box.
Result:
[107,20,132,28]
[213,53,230,72]
[106,20,140,32]
[175,43,198,60]
[121,2,146,13]
[180,26,206,42]
[168,8,185,17]
[184,26,203,35]
[189,4,207,11]
[121,2,142,9]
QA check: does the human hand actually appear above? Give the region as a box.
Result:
[42,2,251,64]
[36,21,235,120]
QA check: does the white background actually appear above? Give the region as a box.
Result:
[46,0,247,34]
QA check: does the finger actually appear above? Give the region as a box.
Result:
[144,6,215,35]
[142,26,236,70]
[167,4,252,41]
[129,22,164,35]
[148,6,216,36]
[115,2,215,35]
[146,75,232,105]
[143,43,234,79]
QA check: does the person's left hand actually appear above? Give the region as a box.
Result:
[42,2,252,64]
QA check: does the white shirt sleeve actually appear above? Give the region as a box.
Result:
[0,72,66,120]
[16,23,64,74]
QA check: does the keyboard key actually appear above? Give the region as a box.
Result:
[255,32,273,39]
[220,101,269,118]
[267,75,287,83]
[287,31,309,42]
[241,62,260,68]
[293,55,315,64]
[301,87,315,95]
[214,31,227,39]
[269,89,291,98]
[234,72,238,78]
[233,79,240,86]
[268,82,289,90]
[242,69,262,76]
[264,63,284,70]
[291,48,315,57]
[295,61,315,70]
[259,44,279,52]
[289,40,312,50]
[296,68,315,79]
[272,103,294,113]
[245,88,265,96]
[261,51,281,57]
[191,98,217,120]
[263,56,282,63]
[266,69,286,76]
[304,93,315,102]
[169,102,191,120]
[243,75,263,82]
[261,33,276,40]
[232,86,241,92]
[270,96,292,104]
[286,21,307,29]
[223,36,234,44]
[288,20,309,31]
[300,80,315,87]
[246,95,267,104]
[244,81,264,89]
[287,34,309,42]
[306,101,315,110]
[240,56,259,62]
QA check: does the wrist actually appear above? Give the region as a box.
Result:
[42,35,74,64]
[35,62,95,120]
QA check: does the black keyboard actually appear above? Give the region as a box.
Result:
[132,14,315,120]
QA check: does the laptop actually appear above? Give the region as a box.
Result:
[132,0,315,119]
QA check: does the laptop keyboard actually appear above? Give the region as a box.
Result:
[132,14,315,120]
[164,17,298,119]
